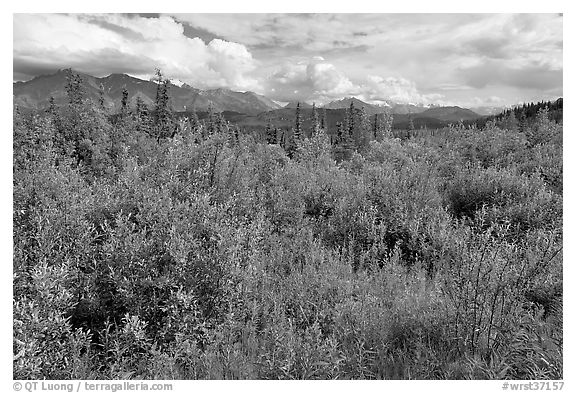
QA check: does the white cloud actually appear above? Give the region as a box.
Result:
[13,13,261,91]
[265,58,358,103]
[264,58,438,105]
[363,75,443,105]
[13,13,563,107]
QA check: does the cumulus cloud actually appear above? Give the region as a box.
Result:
[265,58,358,102]
[13,13,563,107]
[362,76,444,105]
[264,58,436,105]
[13,13,261,91]
[172,13,562,106]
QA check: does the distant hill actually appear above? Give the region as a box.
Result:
[323,97,386,115]
[387,102,429,115]
[415,106,480,122]
[13,69,281,115]
[284,101,313,109]
[211,105,481,134]
[477,98,563,127]
[470,105,505,116]
[323,97,431,116]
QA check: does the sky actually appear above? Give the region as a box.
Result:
[13,13,563,108]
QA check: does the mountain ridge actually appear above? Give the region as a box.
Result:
[13,70,281,116]
[14,70,486,123]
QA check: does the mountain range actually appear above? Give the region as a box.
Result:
[13,69,281,116]
[13,70,485,127]
[321,97,430,116]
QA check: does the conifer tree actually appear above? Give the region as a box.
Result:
[294,102,302,141]
[503,110,518,131]
[347,101,355,140]
[311,103,320,137]
[207,103,216,136]
[382,111,393,138]
[98,83,106,109]
[358,106,371,147]
[121,87,129,117]
[408,114,415,131]
[190,108,200,131]
[47,96,57,115]
[287,129,298,158]
[266,118,276,144]
[279,129,287,150]
[320,108,327,131]
[373,113,381,140]
[135,96,150,134]
[234,125,240,144]
[336,122,345,143]
[227,124,239,146]
[135,96,146,117]
[518,111,528,133]
[216,112,227,134]
[65,69,84,106]
[153,68,172,140]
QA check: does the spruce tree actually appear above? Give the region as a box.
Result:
[207,103,216,136]
[121,87,129,117]
[98,83,106,109]
[311,103,320,137]
[294,102,302,141]
[347,101,355,141]
[320,108,327,131]
[216,112,227,134]
[190,108,200,130]
[336,122,344,143]
[227,124,239,146]
[153,68,172,140]
[382,111,393,138]
[358,106,371,147]
[266,118,276,144]
[503,110,518,131]
[519,111,528,133]
[65,69,84,106]
[135,96,150,135]
[373,113,384,141]
[234,125,240,144]
[47,96,57,115]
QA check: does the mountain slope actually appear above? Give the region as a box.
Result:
[13,70,281,115]
[416,106,480,122]
[323,97,386,115]
[13,69,104,109]
[284,101,313,109]
[229,105,475,133]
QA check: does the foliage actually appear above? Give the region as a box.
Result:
[13,91,562,379]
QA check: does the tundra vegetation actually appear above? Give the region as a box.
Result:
[13,70,562,379]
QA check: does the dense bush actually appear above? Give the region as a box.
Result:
[13,96,562,379]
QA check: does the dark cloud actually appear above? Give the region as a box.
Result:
[14,48,158,80]
[322,44,371,56]
[181,22,222,43]
[134,13,161,19]
[462,37,513,59]
[82,18,147,41]
[459,61,562,91]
